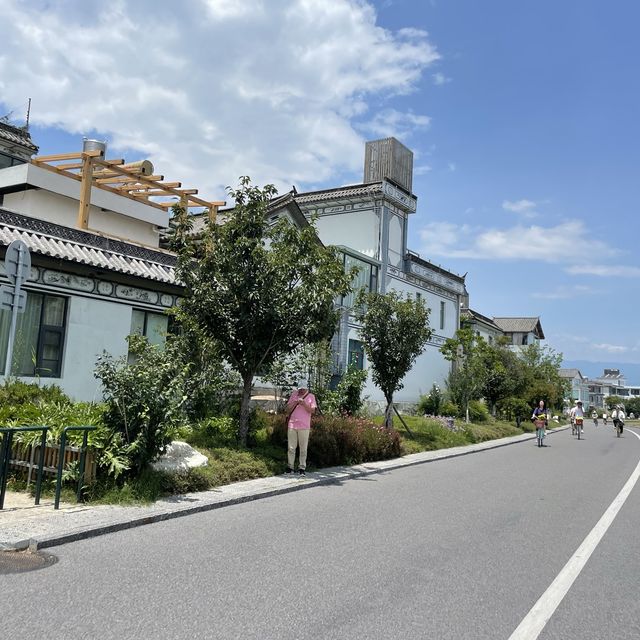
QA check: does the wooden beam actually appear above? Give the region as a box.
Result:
[76,154,94,229]
[208,204,219,222]
[115,181,182,193]
[157,200,226,209]
[96,174,164,184]
[35,150,103,162]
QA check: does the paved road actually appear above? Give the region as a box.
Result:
[4,425,640,640]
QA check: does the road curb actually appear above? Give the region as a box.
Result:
[7,426,569,551]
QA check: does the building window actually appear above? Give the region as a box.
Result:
[416,292,422,303]
[0,292,67,377]
[130,309,169,346]
[348,339,365,370]
[522,334,529,346]
[342,254,379,309]
[0,151,27,170]
[440,301,445,331]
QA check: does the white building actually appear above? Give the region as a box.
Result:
[294,138,467,404]
[0,124,221,400]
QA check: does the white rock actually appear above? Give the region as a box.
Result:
[151,441,208,474]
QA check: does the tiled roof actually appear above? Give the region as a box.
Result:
[188,190,310,236]
[0,209,176,284]
[462,308,502,330]
[295,182,383,204]
[492,317,544,337]
[0,121,38,154]
[559,368,584,379]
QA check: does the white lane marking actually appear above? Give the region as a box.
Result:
[508,428,640,640]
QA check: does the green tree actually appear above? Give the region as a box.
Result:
[476,339,524,415]
[517,343,568,411]
[172,178,352,446]
[356,291,432,427]
[440,327,487,423]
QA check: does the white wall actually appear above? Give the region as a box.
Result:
[315,209,380,259]
[4,190,161,247]
[59,296,134,401]
[386,276,458,338]
[387,213,404,268]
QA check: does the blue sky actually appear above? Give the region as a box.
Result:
[1,0,638,370]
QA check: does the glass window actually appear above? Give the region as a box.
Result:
[348,339,365,370]
[342,254,378,310]
[0,292,67,377]
[129,309,169,348]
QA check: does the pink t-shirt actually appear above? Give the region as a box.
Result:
[286,390,317,430]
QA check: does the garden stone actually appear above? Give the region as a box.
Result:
[151,441,208,474]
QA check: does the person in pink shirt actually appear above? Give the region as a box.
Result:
[285,379,317,476]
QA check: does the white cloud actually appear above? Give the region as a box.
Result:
[502,199,537,218]
[414,164,432,175]
[418,219,613,263]
[362,108,431,139]
[593,343,628,354]
[432,72,450,85]
[566,264,640,278]
[0,0,440,198]
[531,284,597,300]
[447,162,456,172]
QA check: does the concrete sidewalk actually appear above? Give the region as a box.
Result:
[1,427,565,551]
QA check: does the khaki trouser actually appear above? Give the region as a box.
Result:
[288,428,310,470]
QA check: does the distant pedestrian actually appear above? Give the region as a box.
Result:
[285,379,317,476]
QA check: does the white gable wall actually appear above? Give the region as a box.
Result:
[315,208,380,259]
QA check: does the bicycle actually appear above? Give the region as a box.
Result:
[593,416,598,427]
[575,416,583,440]
[534,419,546,447]
[614,419,623,437]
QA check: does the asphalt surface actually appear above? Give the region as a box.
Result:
[3,424,639,640]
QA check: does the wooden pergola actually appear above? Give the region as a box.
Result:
[31,149,225,230]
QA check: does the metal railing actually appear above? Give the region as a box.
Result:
[0,426,49,510]
[0,425,97,510]
[54,426,96,509]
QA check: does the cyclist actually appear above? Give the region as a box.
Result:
[602,411,608,426]
[592,410,598,427]
[531,399,549,447]
[612,405,626,436]
[570,400,585,435]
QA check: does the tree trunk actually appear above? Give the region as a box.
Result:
[384,399,394,429]
[238,373,253,447]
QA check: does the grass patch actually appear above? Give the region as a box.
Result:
[6,414,549,506]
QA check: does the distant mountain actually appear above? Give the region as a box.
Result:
[561,360,640,385]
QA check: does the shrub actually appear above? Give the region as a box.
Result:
[439,400,459,417]
[467,399,490,423]
[94,335,190,477]
[322,366,368,416]
[496,397,532,423]
[0,379,70,407]
[269,413,402,467]
[188,416,238,448]
[417,384,443,416]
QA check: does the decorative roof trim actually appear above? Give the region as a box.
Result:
[0,208,177,285]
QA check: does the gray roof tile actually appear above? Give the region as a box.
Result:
[0,210,176,285]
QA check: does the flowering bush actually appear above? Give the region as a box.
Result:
[269,414,402,467]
